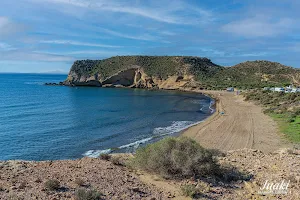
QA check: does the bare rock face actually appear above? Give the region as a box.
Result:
[63,65,195,90]
[102,68,136,87]
[156,75,195,90]
[132,68,158,89]
[64,72,102,87]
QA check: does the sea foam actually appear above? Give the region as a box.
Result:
[83,149,112,158]
[83,120,204,158]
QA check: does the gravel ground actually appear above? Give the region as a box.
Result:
[1,149,299,200]
[0,157,165,200]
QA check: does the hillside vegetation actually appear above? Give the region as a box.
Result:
[70,56,221,81]
[67,56,300,89]
[204,61,300,89]
[244,90,300,142]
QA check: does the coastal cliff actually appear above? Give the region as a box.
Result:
[63,56,221,89]
[62,56,300,89]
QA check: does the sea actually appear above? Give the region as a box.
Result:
[0,73,214,161]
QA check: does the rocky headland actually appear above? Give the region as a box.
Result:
[48,56,300,90]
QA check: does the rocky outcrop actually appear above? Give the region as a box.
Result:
[63,66,196,90]
[59,56,223,89]
[58,56,300,90]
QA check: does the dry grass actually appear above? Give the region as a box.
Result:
[44,179,60,191]
[75,188,103,200]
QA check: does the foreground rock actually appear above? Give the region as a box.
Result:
[0,157,165,199]
[218,148,300,199]
[0,149,299,199]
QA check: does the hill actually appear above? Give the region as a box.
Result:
[64,56,222,89]
[211,61,300,89]
[63,56,300,89]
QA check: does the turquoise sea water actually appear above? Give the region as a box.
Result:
[0,73,213,161]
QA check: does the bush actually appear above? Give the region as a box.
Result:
[44,179,60,191]
[111,156,125,166]
[75,188,103,200]
[130,137,220,179]
[287,118,295,123]
[220,164,252,182]
[99,154,111,161]
[181,184,200,198]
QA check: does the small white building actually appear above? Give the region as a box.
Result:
[291,88,297,93]
[226,87,234,92]
[274,87,285,92]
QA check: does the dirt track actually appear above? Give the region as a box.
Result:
[183,90,290,153]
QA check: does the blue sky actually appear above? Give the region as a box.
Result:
[0,0,300,73]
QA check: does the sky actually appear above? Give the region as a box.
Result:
[1,0,300,73]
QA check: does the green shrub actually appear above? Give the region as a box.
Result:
[287,118,295,123]
[75,188,103,200]
[111,156,125,166]
[44,179,60,191]
[99,153,111,161]
[220,164,252,182]
[181,184,200,198]
[130,137,220,179]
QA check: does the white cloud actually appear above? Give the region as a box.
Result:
[221,16,295,37]
[0,16,26,36]
[96,4,184,24]
[34,50,137,58]
[100,28,158,41]
[30,0,213,25]
[61,50,136,57]
[0,42,15,50]
[40,40,123,48]
[0,16,9,28]
[0,51,74,62]
[160,31,176,36]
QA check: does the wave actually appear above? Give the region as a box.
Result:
[153,121,197,136]
[83,97,216,158]
[119,137,153,149]
[83,120,204,158]
[209,100,216,113]
[83,149,112,158]
[83,137,153,158]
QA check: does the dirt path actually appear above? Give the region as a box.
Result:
[183,90,290,153]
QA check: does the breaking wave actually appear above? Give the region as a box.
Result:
[83,120,204,158]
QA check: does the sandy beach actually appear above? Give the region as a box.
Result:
[182,90,290,153]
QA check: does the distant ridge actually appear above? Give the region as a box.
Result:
[40,70,68,75]
[208,60,300,89]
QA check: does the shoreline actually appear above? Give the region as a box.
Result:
[176,88,220,134]
[83,88,216,158]
[1,86,288,161]
[0,86,215,162]
[181,89,290,153]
